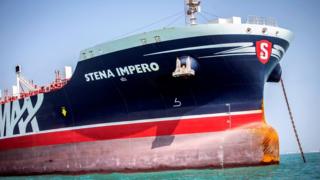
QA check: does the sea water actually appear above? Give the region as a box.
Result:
[2,153,320,180]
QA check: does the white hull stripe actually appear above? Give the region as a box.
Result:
[0,109,262,140]
[144,41,284,61]
[198,43,284,60]
[144,43,253,57]
[199,53,256,59]
[199,53,280,60]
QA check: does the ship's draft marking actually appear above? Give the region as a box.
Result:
[173,98,182,107]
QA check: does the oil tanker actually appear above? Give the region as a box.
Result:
[0,1,293,175]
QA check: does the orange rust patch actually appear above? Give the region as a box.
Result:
[251,124,280,164]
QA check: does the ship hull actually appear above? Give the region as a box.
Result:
[0,28,291,175]
[0,121,278,175]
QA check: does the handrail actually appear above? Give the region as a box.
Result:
[209,16,278,27]
[246,16,277,27]
[0,79,70,105]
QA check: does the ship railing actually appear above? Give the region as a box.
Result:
[0,79,70,105]
[245,16,278,27]
[209,16,278,27]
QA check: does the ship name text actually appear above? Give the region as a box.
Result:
[84,62,159,82]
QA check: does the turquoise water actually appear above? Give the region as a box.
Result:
[2,153,320,180]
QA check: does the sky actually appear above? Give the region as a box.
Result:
[0,0,319,154]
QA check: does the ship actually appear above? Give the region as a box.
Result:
[0,0,293,175]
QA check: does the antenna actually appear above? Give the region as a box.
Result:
[185,0,201,25]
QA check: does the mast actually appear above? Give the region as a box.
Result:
[15,65,37,94]
[185,0,201,25]
[15,65,21,95]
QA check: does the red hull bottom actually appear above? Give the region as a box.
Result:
[0,122,279,175]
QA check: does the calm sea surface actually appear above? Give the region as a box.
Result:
[3,153,320,180]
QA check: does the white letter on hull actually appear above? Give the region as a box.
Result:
[128,66,136,74]
[141,63,152,72]
[85,73,95,82]
[150,62,160,71]
[118,67,130,76]
[99,70,107,79]
[107,69,115,78]
[135,64,143,73]
[260,42,269,60]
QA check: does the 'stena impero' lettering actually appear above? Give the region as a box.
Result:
[84,62,160,82]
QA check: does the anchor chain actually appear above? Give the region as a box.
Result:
[280,78,306,163]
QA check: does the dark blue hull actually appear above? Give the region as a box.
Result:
[29,35,288,132]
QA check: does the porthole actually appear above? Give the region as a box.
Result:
[246,27,252,33]
[262,27,267,34]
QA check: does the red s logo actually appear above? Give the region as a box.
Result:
[256,40,272,64]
